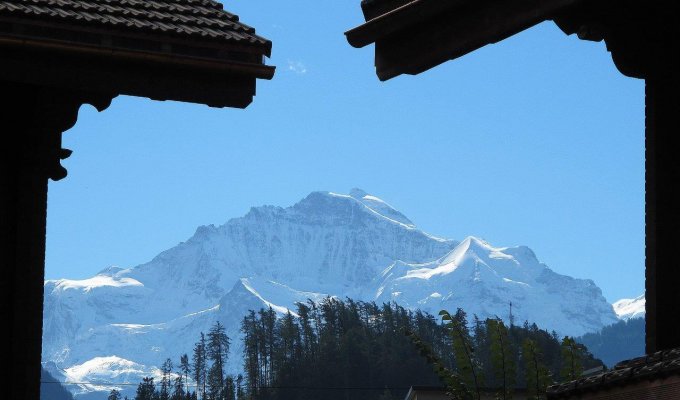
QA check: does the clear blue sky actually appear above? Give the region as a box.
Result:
[45,1,645,304]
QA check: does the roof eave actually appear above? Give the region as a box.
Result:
[1,35,274,108]
[345,0,585,81]
[0,34,275,79]
[345,0,460,48]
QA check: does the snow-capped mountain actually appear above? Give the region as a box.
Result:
[613,294,646,320]
[43,189,618,398]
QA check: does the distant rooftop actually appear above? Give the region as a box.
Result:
[547,347,680,398]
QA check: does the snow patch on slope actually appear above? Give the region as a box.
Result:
[613,295,646,320]
[62,356,158,398]
[47,274,143,292]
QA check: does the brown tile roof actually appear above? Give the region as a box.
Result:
[546,347,680,398]
[0,0,271,55]
[0,0,273,107]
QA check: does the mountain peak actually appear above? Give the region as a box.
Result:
[291,189,417,229]
[96,265,125,276]
[437,236,491,267]
[348,189,416,228]
[43,190,620,400]
[461,235,491,249]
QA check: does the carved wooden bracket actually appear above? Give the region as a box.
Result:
[2,81,116,181]
[553,0,674,80]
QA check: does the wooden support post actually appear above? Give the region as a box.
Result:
[645,72,680,354]
[0,81,114,400]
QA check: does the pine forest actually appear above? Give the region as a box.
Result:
[117,297,604,400]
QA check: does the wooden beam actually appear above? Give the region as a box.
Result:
[0,82,115,400]
[0,36,271,108]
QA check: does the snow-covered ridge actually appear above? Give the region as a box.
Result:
[613,294,646,320]
[42,189,618,399]
[46,274,143,293]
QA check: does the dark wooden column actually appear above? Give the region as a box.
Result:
[645,71,680,354]
[0,82,114,400]
[554,0,679,354]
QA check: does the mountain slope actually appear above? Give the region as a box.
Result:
[373,236,616,335]
[613,294,646,321]
[41,366,74,400]
[576,318,645,367]
[42,189,618,398]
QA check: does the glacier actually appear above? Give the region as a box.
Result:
[42,189,619,398]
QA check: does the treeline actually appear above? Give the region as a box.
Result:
[239,298,603,400]
[407,309,603,400]
[119,297,604,400]
[575,317,645,367]
[241,298,449,400]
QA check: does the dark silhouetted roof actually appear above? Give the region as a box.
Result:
[344,0,580,81]
[547,347,680,398]
[0,0,270,53]
[0,0,274,107]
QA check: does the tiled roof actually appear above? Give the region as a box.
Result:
[0,0,270,54]
[547,347,680,398]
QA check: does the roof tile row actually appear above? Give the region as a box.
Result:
[0,0,269,46]
[547,347,680,398]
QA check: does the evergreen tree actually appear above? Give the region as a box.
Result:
[277,311,301,372]
[404,327,468,399]
[171,376,185,400]
[487,318,516,399]
[258,307,276,387]
[522,338,551,400]
[207,321,231,400]
[296,302,318,361]
[560,337,586,381]
[440,309,482,399]
[180,354,191,396]
[160,358,173,400]
[108,389,122,400]
[135,377,157,400]
[223,375,236,400]
[193,333,208,400]
[236,374,245,400]
[241,311,260,396]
